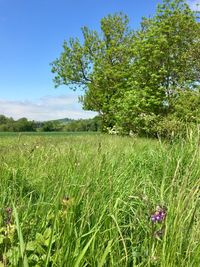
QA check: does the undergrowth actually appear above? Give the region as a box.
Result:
[0,133,199,266]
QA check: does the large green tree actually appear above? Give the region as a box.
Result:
[115,0,200,134]
[51,13,134,128]
[52,0,200,135]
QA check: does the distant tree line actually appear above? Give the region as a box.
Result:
[63,116,101,132]
[0,115,37,132]
[0,114,101,132]
[52,0,200,137]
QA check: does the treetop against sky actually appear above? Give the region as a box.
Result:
[0,0,199,121]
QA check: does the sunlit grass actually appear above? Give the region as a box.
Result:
[0,133,199,266]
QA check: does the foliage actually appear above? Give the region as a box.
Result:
[52,0,200,136]
[115,0,200,136]
[51,12,134,128]
[0,133,200,266]
[41,120,61,132]
[0,114,101,133]
[0,116,37,132]
[63,116,102,132]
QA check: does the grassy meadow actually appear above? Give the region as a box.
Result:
[0,132,200,266]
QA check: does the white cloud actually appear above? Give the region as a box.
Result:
[0,95,97,121]
[187,0,200,11]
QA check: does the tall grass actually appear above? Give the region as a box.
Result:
[0,133,199,266]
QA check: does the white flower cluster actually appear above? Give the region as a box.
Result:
[107,126,119,135]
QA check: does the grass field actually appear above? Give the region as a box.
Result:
[0,133,200,266]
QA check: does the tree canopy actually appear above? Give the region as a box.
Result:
[52,0,200,137]
[0,116,37,132]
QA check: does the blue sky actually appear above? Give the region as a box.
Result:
[0,0,199,120]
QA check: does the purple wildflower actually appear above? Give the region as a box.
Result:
[151,206,167,223]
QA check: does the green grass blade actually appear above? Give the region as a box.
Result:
[13,204,29,267]
[74,230,98,267]
[98,240,113,267]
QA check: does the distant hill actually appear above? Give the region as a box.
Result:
[0,114,101,132]
[51,118,74,124]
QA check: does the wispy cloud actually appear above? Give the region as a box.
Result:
[187,0,200,11]
[0,95,97,121]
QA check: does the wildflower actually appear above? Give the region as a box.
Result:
[151,255,158,262]
[151,206,167,223]
[75,162,80,167]
[5,207,12,215]
[62,196,70,206]
[59,195,74,218]
[5,207,12,225]
[61,195,74,207]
